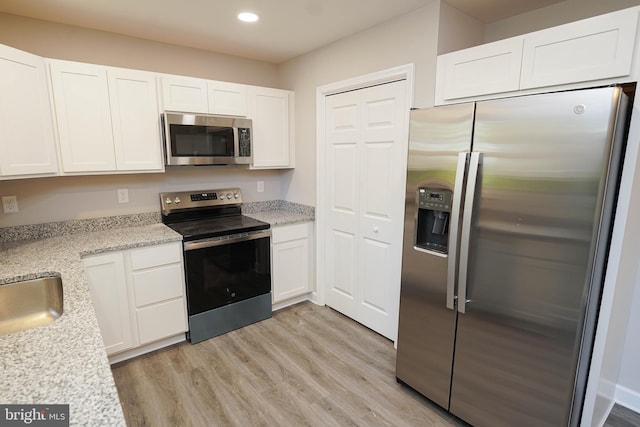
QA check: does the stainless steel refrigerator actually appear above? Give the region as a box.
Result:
[396,86,630,427]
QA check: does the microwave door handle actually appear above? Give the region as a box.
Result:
[233,127,240,161]
[446,152,469,310]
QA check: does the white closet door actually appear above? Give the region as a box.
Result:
[324,80,408,340]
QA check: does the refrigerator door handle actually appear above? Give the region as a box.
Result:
[446,152,469,310]
[458,152,482,314]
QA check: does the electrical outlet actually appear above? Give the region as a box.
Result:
[117,188,129,204]
[257,181,264,193]
[2,196,19,213]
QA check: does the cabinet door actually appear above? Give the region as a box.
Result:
[520,8,639,89]
[208,81,247,116]
[0,44,58,178]
[435,38,523,102]
[83,252,134,355]
[161,75,208,113]
[272,223,311,303]
[249,87,294,168]
[108,67,164,171]
[272,238,310,303]
[49,60,116,172]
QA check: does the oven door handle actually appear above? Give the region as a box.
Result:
[183,229,271,251]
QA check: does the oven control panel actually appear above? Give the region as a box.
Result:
[160,188,242,213]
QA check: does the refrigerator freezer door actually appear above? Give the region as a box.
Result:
[396,104,474,409]
[449,87,625,426]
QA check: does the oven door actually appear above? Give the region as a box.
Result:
[183,230,271,315]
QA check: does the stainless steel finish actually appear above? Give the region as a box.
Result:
[446,152,469,310]
[162,112,252,166]
[397,87,628,427]
[160,187,242,215]
[456,151,481,314]
[188,293,272,344]
[183,229,272,251]
[0,276,64,336]
[396,104,475,410]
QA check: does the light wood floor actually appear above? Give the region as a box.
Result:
[112,301,639,427]
[111,302,466,427]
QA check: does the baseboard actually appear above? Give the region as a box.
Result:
[616,384,640,413]
[272,293,312,311]
[108,334,186,365]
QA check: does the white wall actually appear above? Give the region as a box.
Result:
[277,1,441,206]
[0,13,289,228]
[0,169,284,227]
[437,1,484,54]
[0,13,279,85]
[616,265,640,413]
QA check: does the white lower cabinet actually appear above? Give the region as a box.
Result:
[82,242,187,360]
[83,252,133,355]
[271,222,313,304]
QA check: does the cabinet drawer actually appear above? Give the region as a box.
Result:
[136,298,187,345]
[132,264,184,307]
[130,242,181,270]
[272,222,309,244]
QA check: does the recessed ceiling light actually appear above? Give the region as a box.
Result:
[238,12,259,23]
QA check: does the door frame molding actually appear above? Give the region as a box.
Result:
[314,64,415,313]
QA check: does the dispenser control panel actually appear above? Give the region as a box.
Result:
[418,189,452,212]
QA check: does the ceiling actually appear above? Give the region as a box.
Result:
[0,0,566,64]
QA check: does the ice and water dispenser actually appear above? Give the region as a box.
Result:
[415,188,452,254]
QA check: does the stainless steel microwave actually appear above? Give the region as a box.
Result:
[162,112,252,166]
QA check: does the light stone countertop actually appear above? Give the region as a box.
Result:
[244,209,314,226]
[0,223,182,427]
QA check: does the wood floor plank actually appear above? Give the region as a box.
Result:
[111,302,467,426]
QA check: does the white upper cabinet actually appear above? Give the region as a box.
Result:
[435,6,640,104]
[248,86,295,169]
[208,81,247,116]
[108,67,163,171]
[49,59,164,173]
[0,44,58,179]
[161,75,208,113]
[520,8,639,89]
[161,74,248,116]
[435,38,523,101]
[49,60,116,172]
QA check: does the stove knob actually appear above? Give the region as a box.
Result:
[165,197,172,204]
[226,193,232,200]
[234,192,239,199]
[174,197,181,204]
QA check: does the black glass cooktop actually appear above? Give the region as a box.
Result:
[164,215,270,241]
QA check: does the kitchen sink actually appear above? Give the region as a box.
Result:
[0,276,64,336]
